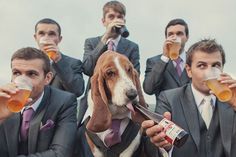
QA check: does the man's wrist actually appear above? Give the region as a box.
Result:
[101,35,109,44]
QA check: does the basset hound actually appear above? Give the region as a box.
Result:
[77,51,153,157]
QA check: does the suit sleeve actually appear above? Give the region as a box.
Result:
[143,57,168,95]
[82,38,107,76]
[17,94,78,157]
[155,91,172,114]
[129,43,140,74]
[52,54,85,97]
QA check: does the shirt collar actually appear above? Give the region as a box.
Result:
[191,84,216,108]
[21,91,44,113]
[179,50,186,63]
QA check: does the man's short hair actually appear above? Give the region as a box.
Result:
[35,18,61,36]
[103,1,126,18]
[186,39,226,67]
[11,47,51,75]
[165,18,189,38]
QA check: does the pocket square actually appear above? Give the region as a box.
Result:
[40,119,55,131]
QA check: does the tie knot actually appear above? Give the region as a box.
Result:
[203,96,213,105]
[107,40,115,51]
[174,57,182,64]
[22,108,34,122]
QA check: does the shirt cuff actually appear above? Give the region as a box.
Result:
[159,147,173,157]
[161,55,170,63]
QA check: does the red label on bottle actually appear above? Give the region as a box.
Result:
[159,118,183,145]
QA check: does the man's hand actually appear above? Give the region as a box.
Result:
[42,40,62,62]
[163,36,178,58]
[101,19,125,43]
[0,83,17,121]
[219,73,236,109]
[141,112,172,151]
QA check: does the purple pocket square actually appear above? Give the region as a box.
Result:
[40,119,55,131]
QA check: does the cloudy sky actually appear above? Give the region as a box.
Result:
[1,0,235,103]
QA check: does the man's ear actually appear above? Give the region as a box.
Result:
[101,18,106,27]
[44,72,53,85]
[185,64,192,78]
[58,36,62,43]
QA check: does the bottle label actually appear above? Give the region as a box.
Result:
[159,118,183,144]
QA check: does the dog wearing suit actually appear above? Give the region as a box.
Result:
[73,51,157,157]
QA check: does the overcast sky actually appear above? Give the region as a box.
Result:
[1,0,236,103]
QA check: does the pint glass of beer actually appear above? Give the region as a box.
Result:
[39,37,57,59]
[204,67,232,102]
[169,37,181,60]
[7,76,33,112]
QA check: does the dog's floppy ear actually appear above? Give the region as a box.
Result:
[133,69,147,108]
[86,69,112,132]
[132,69,148,123]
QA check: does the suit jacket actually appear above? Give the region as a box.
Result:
[0,86,78,157]
[51,53,85,97]
[155,84,236,157]
[143,54,190,100]
[82,36,140,76]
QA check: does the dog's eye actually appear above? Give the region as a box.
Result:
[106,70,115,77]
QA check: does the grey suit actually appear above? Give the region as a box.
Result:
[155,84,236,157]
[143,54,190,101]
[0,86,78,157]
[82,36,140,76]
[50,53,84,97]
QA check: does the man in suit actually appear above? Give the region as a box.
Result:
[143,19,190,103]
[142,39,236,157]
[34,18,84,97]
[82,0,140,76]
[78,1,140,125]
[0,47,77,157]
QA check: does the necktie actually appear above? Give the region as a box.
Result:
[174,57,182,77]
[20,108,34,141]
[104,119,121,147]
[201,97,213,129]
[107,40,114,51]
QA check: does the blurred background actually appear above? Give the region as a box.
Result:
[1,0,235,105]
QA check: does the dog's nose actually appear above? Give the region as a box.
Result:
[126,89,137,100]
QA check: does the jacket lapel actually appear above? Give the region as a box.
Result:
[4,113,21,157]
[116,37,128,54]
[166,61,181,85]
[218,101,234,156]
[28,86,51,154]
[181,85,200,150]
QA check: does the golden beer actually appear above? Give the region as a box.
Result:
[206,78,232,102]
[7,89,31,112]
[39,37,56,59]
[47,51,56,59]
[169,38,181,60]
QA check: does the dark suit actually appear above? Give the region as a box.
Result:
[82,36,140,76]
[50,53,84,97]
[143,54,190,101]
[0,86,78,157]
[155,84,236,157]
